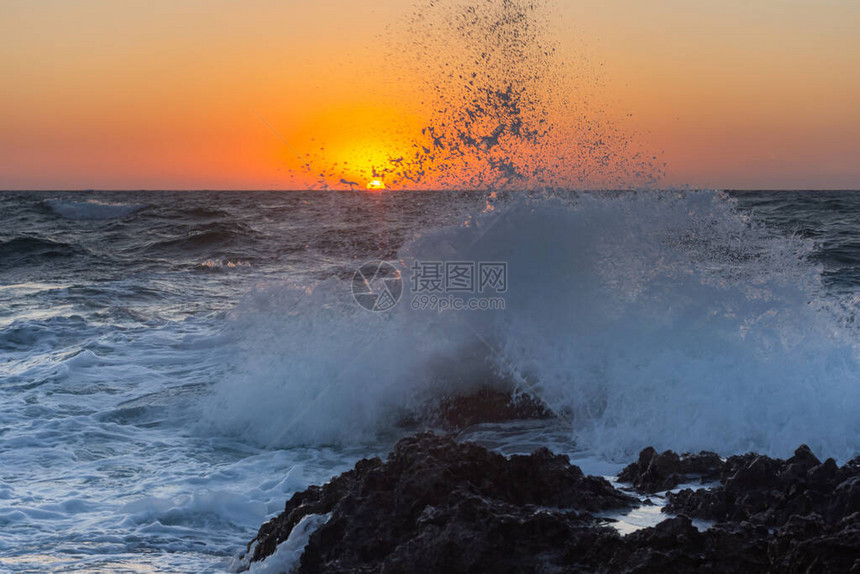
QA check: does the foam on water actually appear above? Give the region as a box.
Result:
[233,513,330,574]
[1,5,854,571]
[0,304,370,571]
[203,190,860,461]
[3,189,860,571]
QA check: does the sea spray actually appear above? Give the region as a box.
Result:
[6,190,859,570]
[203,190,860,460]
[293,0,662,189]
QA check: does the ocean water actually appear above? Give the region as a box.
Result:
[1,189,860,572]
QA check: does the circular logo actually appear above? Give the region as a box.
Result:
[352,261,403,312]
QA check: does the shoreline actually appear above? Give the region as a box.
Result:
[240,433,860,573]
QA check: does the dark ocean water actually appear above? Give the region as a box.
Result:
[3,190,859,317]
[731,191,860,292]
[1,189,859,572]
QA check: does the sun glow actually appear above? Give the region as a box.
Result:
[366,179,386,190]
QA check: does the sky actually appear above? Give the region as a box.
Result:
[1,0,858,190]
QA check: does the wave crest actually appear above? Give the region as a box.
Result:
[201,191,860,460]
[44,199,145,220]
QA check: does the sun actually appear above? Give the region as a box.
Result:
[366,179,386,190]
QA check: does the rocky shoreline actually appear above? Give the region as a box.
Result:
[240,434,859,573]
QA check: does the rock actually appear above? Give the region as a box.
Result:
[618,446,723,493]
[666,444,860,530]
[423,386,554,430]
[807,457,838,487]
[768,513,860,573]
[245,457,385,564]
[608,517,771,574]
[244,433,633,573]
[244,436,860,573]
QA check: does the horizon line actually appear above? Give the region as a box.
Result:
[2,188,860,193]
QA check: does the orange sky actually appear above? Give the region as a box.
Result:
[1,0,858,190]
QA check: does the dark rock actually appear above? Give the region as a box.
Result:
[790,444,822,467]
[244,436,860,573]
[608,517,771,574]
[768,513,860,573]
[244,433,633,573]
[666,444,860,530]
[807,457,838,487]
[245,456,385,563]
[426,386,554,430]
[618,446,723,493]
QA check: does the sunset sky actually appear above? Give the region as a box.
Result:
[1,0,858,190]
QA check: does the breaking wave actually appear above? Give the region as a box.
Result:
[202,190,860,461]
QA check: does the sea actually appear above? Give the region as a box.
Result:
[1,189,859,572]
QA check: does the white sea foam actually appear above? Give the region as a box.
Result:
[237,513,330,574]
[7,189,860,572]
[203,190,860,461]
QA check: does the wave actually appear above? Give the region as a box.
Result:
[0,236,85,267]
[44,199,145,220]
[145,221,261,252]
[200,191,860,461]
[175,206,233,220]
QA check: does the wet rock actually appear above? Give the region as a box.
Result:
[768,513,860,574]
[618,446,723,493]
[244,432,633,573]
[245,437,860,573]
[426,386,554,430]
[608,517,771,574]
[666,444,860,531]
[245,456,385,564]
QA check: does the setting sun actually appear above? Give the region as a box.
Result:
[366,179,386,190]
